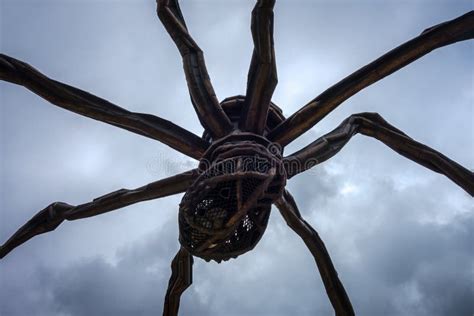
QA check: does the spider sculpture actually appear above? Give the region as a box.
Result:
[1,1,473,315]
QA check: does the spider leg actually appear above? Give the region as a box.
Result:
[162,247,193,316]
[275,190,354,316]
[0,169,198,259]
[239,0,278,134]
[268,11,474,146]
[0,54,208,160]
[156,0,233,139]
[285,112,474,195]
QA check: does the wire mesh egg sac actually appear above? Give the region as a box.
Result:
[179,136,286,262]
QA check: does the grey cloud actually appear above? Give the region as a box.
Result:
[22,169,471,316]
[1,1,473,316]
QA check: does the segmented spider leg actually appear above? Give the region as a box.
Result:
[0,169,199,259]
[285,112,474,196]
[162,247,193,316]
[268,11,474,146]
[240,0,278,134]
[0,54,208,160]
[275,190,354,316]
[156,0,233,139]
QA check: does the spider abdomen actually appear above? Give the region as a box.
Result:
[179,133,286,262]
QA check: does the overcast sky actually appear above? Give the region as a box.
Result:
[1,1,473,315]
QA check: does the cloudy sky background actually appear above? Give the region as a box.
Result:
[1,0,473,315]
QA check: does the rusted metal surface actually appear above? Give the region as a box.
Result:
[267,11,474,146]
[157,0,233,139]
[240,0,278,134]
[275,190,354,315]
[0,169,199,260]
[179,133,286,263]
[163,247,193,316]
[1,1,473,315]
[0,54,208,160]
[284,113,474,195]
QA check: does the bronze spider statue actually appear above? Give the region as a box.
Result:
[1,1,473,315]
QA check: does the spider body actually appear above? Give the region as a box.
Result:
[180,130,286,262]
[1,1,472,315]
[179,96,288,262]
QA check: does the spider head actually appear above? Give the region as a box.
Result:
[179,133,286,262]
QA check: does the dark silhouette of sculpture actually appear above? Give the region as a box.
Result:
[1,1,473,315]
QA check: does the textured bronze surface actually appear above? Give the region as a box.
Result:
[275,190,354,315]
[1,1,472,315]
[163,247,193,316]
[179,133,286,263]
[267,11,474,146]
